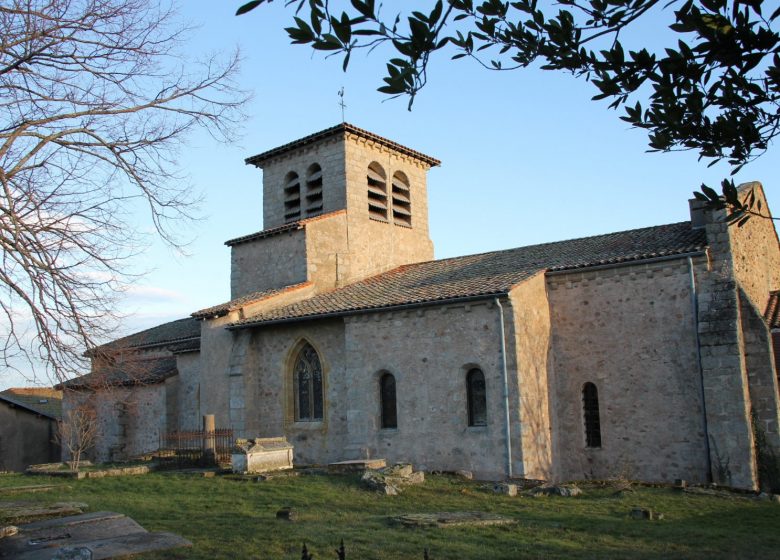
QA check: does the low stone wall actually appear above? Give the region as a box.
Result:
[26,463,152,479]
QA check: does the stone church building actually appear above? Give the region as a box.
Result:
[62,124,780,490]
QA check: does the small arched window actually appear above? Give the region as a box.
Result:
[391,171,412,227]
[380,373,397,429]
[284,171,301,222]
[367,162,388,221]
[466,368,487,427]
[293,343,323,421]
[583,382,602,448]
[305,163,323,217]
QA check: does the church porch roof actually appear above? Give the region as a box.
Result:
[58,356,178,390]
[230,221,706,329]
[86,317,201,356]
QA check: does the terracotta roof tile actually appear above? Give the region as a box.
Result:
[245,123,440,168]
[59,356,178,389]
[91,318,200,354]
[231,221,706,329]
[192,282,312,319]
[224,210,345,247]
[0,388,62,420]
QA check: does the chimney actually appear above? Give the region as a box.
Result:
[689,198,707,229]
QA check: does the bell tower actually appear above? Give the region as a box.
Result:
[228,124,439,298]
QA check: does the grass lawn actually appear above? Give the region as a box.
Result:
[1,472,779,559]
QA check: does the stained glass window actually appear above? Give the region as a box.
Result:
[294,343,323,421]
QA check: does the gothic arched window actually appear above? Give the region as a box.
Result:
[293,343,323,421]
[583,382,602,448]
[380,373,397,429]
[466,368,487,427]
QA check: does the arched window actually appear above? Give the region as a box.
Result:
[380,373,397,429]
[391,171,412,227]
[284,171,301,222]
[293,343,323,421]
[466,368,487,427]
[367,162,388,221]
[305,163,323,217]
[583,382,601,448]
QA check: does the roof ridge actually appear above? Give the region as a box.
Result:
[244,123,440,167]
[396,220,695,270]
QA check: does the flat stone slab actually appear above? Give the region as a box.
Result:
[328,459,386,473]
[0,486,69,495]
[393,512,515,528]
[0,511,191,559]
[0,502,88,524]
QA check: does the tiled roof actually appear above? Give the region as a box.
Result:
[245,123,441,168]
[0,388,62,420]
[766,291,780,329]
[59,356,178,389]
[91,317,200,354]
[225,210,345,247]
[231,221,706,329]
[192,282,312,319]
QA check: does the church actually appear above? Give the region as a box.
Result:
[62,123,780,490]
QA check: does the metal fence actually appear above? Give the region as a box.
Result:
[158,428,233,469]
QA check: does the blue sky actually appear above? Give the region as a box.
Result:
[4,2,778,389]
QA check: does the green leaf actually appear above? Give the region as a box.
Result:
[236,0,265,16]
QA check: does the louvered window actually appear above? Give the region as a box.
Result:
[380,373,397,429]
[284,172,301,222]
[583,382,602,448]
[391,171,412,227]
[305,163,323,217]
[367,163,388,222]
[467,368,487,427]
[294,343,323,421]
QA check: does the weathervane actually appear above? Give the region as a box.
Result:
[338,87,347,122]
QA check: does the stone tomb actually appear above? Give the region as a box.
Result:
[232,437,294,474]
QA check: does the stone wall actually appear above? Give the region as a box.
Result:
[199,313,239,429]
[726,183,780,313]
[341,134,434,281]
[169,351,202,431]
[739,290,780,463]
[260,136,347,229]
[240,319,348,465]
[341,301,508,479]
[0,402,58,471]
[508,273,553,480]
[229,229,307,298]
[547,256,710,483]
[63,384,166,463]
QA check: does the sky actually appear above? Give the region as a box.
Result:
[3,2,778,389]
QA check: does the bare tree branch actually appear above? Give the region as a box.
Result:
[0,0,249,384]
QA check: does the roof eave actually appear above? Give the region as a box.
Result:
[227,292,508,331]
[0,395,60,421]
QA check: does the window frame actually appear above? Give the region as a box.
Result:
[582,382,602,448]
[466,368,487,427]
[292,343,324,422]
[379,372,398,429]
